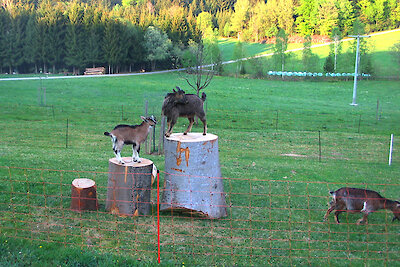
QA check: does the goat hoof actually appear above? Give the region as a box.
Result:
[203,133,206,136]
[183,132,188,135]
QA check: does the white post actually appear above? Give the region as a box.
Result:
[348,35,370,106]
[389,134,394,166]
[351,37,360,106]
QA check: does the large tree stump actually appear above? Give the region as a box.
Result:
[71,178,98,211]
[160,133,227,219]
[106,157,154,216]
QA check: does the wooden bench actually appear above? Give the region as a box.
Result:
[84,67,105,75]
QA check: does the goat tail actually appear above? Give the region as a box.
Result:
[201,92,206,102]
[104,132,111,136]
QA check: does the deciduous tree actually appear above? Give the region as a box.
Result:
[317,0,338,36]
[330,27,342,72]
[248,1,268,42]
[337,0,354,35]
[273,28,290,74]
[295,0,318,36]
[233,41,245,77]
[390,41,400,68]
[144,26,172,71]
[181,40,215,96]
[302,35,319,72]
[278,0,295,34]
[230,0,249,39]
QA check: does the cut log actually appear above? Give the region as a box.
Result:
[70,178,98,211]
[106,157,154,216]
[84,67,105,75]
[160,133,227,219]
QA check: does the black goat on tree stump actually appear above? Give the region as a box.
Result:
[162,87,207,137]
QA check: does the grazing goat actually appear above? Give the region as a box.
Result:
[162,87,207,137]
[104,115,157,164]
[324,187,400,224]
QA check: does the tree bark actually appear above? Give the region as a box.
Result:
[70,178,98,211]
[106,157,154,216]
[160,133,227,219]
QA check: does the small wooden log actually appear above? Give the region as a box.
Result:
[160,133,227,219]
[84,67,105,75]
[106,157,154,216]
[70,178,98,211]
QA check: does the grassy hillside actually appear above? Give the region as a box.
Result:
[0,74,399,264]
[219,29,400,77]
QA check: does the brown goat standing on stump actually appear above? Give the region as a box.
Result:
[324,187,400,224]
[104,115,157,164]
[162,87,207,137]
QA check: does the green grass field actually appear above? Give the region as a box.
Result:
[0,71,399,265]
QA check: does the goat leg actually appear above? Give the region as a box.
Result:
[334,211,342,223]
[323,206,335,222]
[202,120,207,136]
[114,149,125,164]
[113,140,126,164]
[165,120,176,137]
[184,117,194,135]
[131,144,141,163]
[165,121,171,137]
[357,213,369,225]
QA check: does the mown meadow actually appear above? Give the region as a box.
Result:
[0,30,399,265]
[0,72,399,266]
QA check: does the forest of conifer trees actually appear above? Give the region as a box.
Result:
[1,0,399,74]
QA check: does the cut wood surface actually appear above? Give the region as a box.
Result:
[70,178,98,211]
[108,157,153,167]
[72,178,95,188]
[161,133,227,219]
[106,157,153,216]
[165,132,218,142]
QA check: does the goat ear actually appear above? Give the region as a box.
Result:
[140,116,146,121]
[173,88,176,93]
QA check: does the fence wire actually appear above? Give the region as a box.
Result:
[1,103,398,158]
[0,166,399,265]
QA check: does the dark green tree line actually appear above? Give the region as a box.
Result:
[1,0,399,74]
[0,0,202,74]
